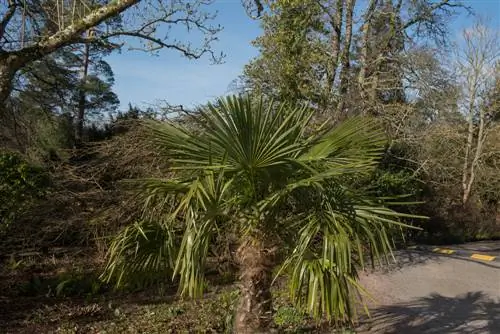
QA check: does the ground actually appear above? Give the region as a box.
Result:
[1,241,499,333]
[357,241,500,333]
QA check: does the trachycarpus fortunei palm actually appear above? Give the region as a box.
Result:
[103,95,419,332]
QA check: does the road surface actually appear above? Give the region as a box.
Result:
[356,241,500,333]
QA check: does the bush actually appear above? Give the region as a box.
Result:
[347,144,428,244]
[0,151,49,229]
[18,270,105,298]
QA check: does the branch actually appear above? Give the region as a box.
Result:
[403,0,469,30]
[18,0,141,60]
[0,0,17,41]
[242,0,265,19]
[363,0,379,23]
[97,31,220,61]
[127,9,218,36]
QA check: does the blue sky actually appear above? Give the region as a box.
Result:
[107,0,261,110]
[108,0,499,110]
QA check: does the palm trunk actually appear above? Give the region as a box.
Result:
[234,238,274,333]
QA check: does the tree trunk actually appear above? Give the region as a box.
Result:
[234,238,274,333]
[76,42,91,145]
[0,55,22,104]
[0,66,13,104]
[326,0,344,98]
[358,0,378,97]
[336,0,356,115]
[462,80,478,206]
[463,93,487,206]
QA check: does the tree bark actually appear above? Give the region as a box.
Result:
[463,88,487,206]
[336,0,356,115]
[234,238,274,333]
[326,0,344,98]
[462,90,475,205]
[0,55,23,103]
[358,0,378,97]
[0,65,15,104]
[76,42,91,145]
[459,21,498,205]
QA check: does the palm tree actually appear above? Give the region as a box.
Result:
[102,95,419,332]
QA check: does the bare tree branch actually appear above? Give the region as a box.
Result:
[0,0,17,41]
[98,31,218,60]
[402,0,469,30]
[0,0,222,104]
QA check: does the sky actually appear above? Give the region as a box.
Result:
[107,0,500,111]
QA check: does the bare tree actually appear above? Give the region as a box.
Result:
[456,21,499,205]
[0,0,222,104]
[356,0,468,114]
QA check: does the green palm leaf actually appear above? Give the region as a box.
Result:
[101,220,175,288]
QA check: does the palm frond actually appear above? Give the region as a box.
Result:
[146,95,316,174]
[301,116,387,174]
[279,187,423,321]
[173,211,213,298]
[171,171,233,298]
[101,220,175,288]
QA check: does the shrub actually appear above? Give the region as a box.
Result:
[0,151,49,230]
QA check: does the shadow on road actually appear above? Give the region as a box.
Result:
[363,250,439,275]
[360,291,500,333]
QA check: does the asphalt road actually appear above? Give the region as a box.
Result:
[356,241,500,334]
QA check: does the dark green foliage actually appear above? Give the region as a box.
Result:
[18,271,105,298]
[371,169,420,199]
[370,144,425,202]
[243,0,330,107]
[0,151,49,229]
[16,48,119,117]
[103,221,175,289]
[8,46,119,150]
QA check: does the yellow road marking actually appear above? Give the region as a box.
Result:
[433,248,455,254]
[470,254,496,261]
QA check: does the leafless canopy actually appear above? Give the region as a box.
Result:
[0,1,223,104]
[0,0,222,57]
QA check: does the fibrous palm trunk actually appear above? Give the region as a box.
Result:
[234,238,274,333]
